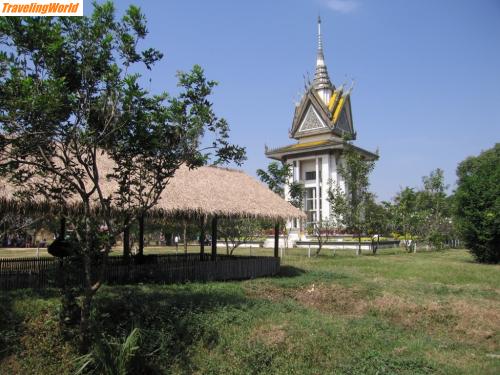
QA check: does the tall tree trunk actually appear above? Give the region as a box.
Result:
[357,233,361,256]
[315,233,322,256]
[79,275,93,353]
[404,229,409,252]
[79,213,95,353]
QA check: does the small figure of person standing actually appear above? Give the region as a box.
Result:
[174,235,179,254]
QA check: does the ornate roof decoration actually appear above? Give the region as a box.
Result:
[265,139,378,161]
[289,86,354,139]
[313,16,333,91]
[264,18,378,163]
[287,18,355,140]
[298,105,327,132]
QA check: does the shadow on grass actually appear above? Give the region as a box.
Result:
[1,283,262,373]
[0,264,305,372]
[276,265,307,278]
[0,292,16,362]
[92,284,255,373]
[0,288,61,363]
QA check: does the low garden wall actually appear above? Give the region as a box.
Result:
[296,240,400,251]
[216,241,264,248]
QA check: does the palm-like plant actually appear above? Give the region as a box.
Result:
[74,328,141,375]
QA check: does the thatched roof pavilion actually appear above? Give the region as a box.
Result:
[156,165,304,220]
[0,158,304,258]
[0,163,304,221]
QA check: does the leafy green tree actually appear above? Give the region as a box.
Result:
[328,140,376,255]
[327,181,348,227]
[454,144,500,263]
[257,161,304,246]
[392,187,424,252]
[257,161,303,203]
[392,170,454,252]
[288,180,304,209]
[389,168,458,252]
[0,2,244,350]
[218,217,261,255]
[257,162,290,197]
[256,162,290,197]
[307,218,337,256]
[364,194,390,254]
[419,168,451,249]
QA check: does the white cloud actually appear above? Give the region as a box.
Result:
[324,0,360,14]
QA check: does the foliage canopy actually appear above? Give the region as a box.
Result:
[454,144,500,263]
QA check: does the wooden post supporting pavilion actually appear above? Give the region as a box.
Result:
[59,217,66,239]
[199,215,205,260]
[183,219,188,254]
[58,216,66,293]
[138,214,145,257]
[123,225,130,258]
[274,222,279,258]
[211,215,218,261]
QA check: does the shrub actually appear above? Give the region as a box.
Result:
[74,328,158,375]
[454,144,500,263]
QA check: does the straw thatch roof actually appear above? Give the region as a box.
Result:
[0,157,305,221]
[156,165,305,220]
[0,152,120,214]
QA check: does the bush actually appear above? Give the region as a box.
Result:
[74,328,159,375]
[454,144,500,263]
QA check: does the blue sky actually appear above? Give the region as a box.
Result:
[85,0,499,201]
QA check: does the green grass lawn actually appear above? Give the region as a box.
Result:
[1,248,499,374]
[0,244,263,258]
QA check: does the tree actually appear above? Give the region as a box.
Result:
[419,168,451,249]
[256,162,290,197]
[329,140,376,255]
[364,194,389,254]
[218,217,261,255]
[257,161,303,205]
[454,144,500,263]
[257,161,304,250]
[0,3,244,350]
[307,219,337,256]
[391,170,454,252]
[392,187,423,252]
[288,180,304,209]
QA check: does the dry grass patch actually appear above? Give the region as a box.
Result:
[450,299,499,348]
[250,323,287,347]
[371,293,444,326]
[293,283,368,316]
[372,293,500,349]
[245,280,499,351]
[244,284,291,302]
[0,355,23,374]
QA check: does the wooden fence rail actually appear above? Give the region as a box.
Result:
[0,254,280,290]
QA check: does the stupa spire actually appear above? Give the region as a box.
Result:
[313,16,332,92]
[316,15,325,67]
